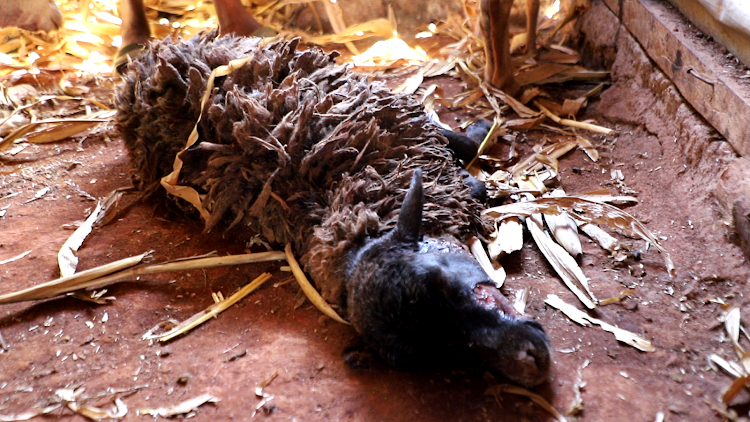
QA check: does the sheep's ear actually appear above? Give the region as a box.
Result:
[395,168,423,244]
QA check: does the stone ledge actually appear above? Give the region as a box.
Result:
[601,0,750,158]
[666,0,750,68]
[581,0,748,250]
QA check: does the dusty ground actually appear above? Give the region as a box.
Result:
[2,9,750,422]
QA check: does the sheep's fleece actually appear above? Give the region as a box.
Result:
[116,32,551,387]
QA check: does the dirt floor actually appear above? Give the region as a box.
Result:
[2,13,750,422]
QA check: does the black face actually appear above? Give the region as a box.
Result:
[469,315,552,387]
[345,169,552,387]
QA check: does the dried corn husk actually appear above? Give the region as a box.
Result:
[151,272,272,342]
[717,306,750,404]
[139,394,219,417]
[469,237,506,288]
[0,251,285,303]
[486,384,567,422]
[528,214,596,308]
[487,217,524,259]
[285,244,349,325]
[483,196,675,276]
[545,294,655,352]
[543,189,582,257]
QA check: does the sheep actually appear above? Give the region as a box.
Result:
[115,32,551,387]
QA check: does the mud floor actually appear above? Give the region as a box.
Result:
[2,21,750,422]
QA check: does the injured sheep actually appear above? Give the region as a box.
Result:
[115,32,551,387]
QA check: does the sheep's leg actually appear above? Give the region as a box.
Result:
[439,119,492,164]
[440,119,493,201]
[440,130,480,164]
[342,338,378,369]
[459,170,487,202]
[480,0,520,95]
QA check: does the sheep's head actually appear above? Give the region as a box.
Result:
[346,169,551,387]
[466,284,552,387]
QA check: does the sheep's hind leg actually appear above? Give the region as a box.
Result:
[439,119,493,164]
[342,338,378,369]
[440,119,493,201]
